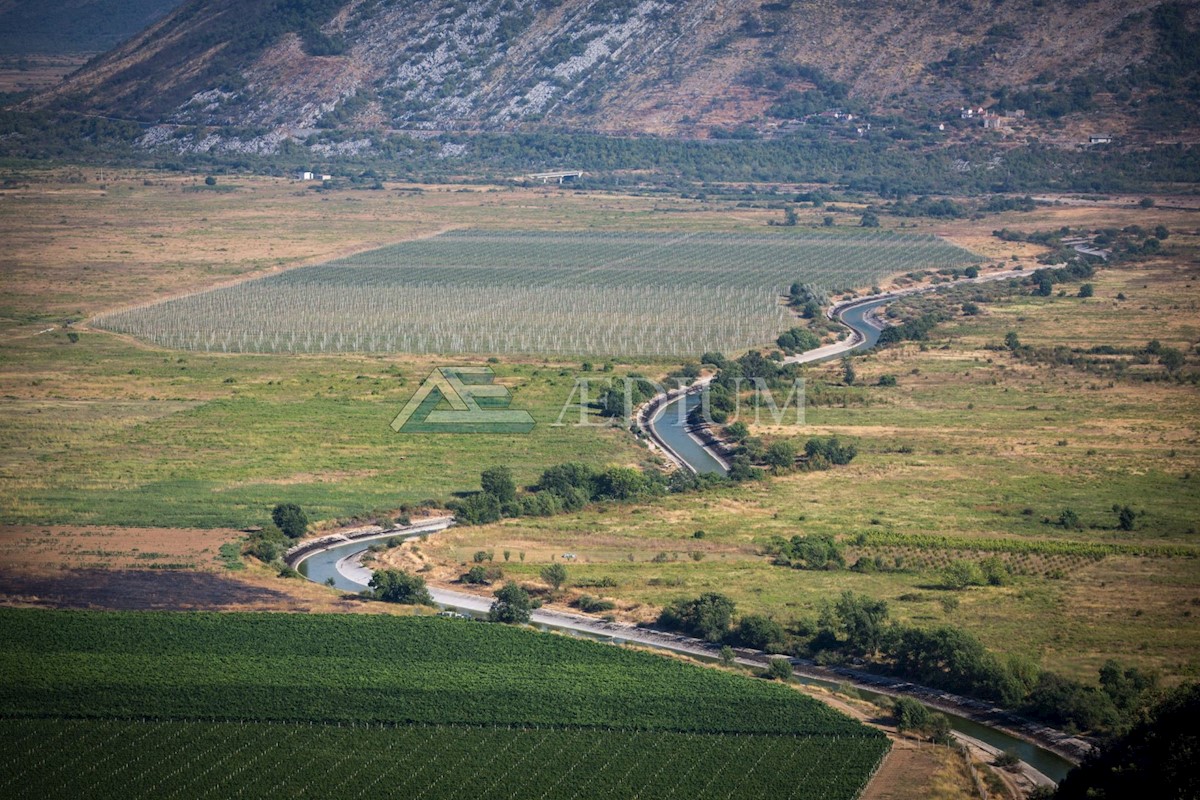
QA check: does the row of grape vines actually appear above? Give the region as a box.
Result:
[0,717,889,800]
[0,610,875,737]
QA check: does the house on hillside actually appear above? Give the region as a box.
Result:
[1088,134,1114,145]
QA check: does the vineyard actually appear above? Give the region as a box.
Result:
[0,718,888,800]
[92,229,979,357]
[0,609,887,797]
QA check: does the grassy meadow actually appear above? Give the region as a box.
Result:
[404,255,1200,684]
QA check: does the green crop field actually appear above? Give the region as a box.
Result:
[0,718,888,800]
[0,609,888,799]
[93,229,979,357]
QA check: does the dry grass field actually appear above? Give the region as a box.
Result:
[1,170,1196,687]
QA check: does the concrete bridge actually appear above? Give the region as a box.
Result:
[525,170,584,184]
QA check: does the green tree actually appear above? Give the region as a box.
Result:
[488,581,532,624]
[892,696,931,733]
[1059,508,1083,530]
[860,210,880,227]
[777,533,844,570]
[979,555,1012,586]
[1078,283,1094,298]
[659,592,736,642]
[596,465,648,500]
[724,421,750,442]
[783,206,798,226]
[271,503,309,539]
[204,175,216,186]
[368,569,433,605]
[964,265,980,279]
[457,493,501,525]
[926,713,952,742]
[461,565,491,585]
[842,357,856,385]
[767,658,793,681]
[1004,331,1021,350]
[245,524,291,562]
[480,466,516,503]
[541,563,568,591]
[834,591,890,655]
[764,440,797,471]
[732,614,785,650]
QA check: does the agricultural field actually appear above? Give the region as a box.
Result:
[92,229,979,357]
[0,718,889,800]
[0,608,889,799]
[402,254,1200,685]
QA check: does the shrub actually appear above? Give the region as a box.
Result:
[488,582,532,624]
[731,614,785,650]
[766,658,793,681]
[369,569,433,605]
[892,697,931,732]
[271,503,308,539]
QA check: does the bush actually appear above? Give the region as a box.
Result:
[575,594,616,613]
[271,503,309,539]
[770,533,845,570]
[892,697,931,732]
[461,565,492,585]
[766,658,793,681]
[731,614,785,650]
[942,559,986,590]
[658,592,736,642]
[540,563,567,590]
[369,569,433,605]
[776,327,820,353]
[488,582,532,624]
[456,493,501,525]
[245,524,291,562]
[480,466,516,503]
[804,437,857,467]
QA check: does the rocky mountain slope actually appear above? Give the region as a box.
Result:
[28,0,1200,148]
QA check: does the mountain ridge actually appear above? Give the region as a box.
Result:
[23,0,1200,153]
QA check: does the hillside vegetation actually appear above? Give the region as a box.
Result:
[27,0,1200,145]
